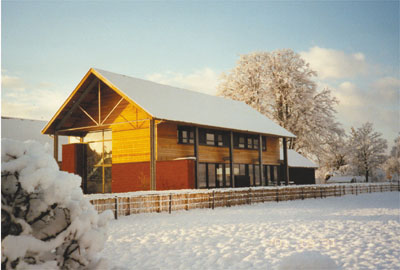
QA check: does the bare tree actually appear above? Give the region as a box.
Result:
[218,49,343,162]
[348,123,388,182]
[383,135,400,181]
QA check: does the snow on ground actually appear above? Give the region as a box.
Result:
[101,192,400,270]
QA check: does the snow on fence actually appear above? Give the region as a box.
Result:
[87,182,400,219]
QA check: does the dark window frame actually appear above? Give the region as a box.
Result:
[233,133,267,151]
[177,126,194,144]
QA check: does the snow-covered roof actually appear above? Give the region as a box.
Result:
[280,149,318,168]
[93,68,295,138]
[326,176,366,183]
[2,117,67,160]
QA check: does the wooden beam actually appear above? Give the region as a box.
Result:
[57,118,150,133]
[258,134,264,185]
[101,97,124,125]
[283,137,289,186]
[229,131,235,188]
[98,81,101,124]
[194,126,199,189]
[53,133,59,163]
[150,119,156,190]
[78,105,99,125]
[55,79,98,131]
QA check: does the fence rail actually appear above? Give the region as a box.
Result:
[87,182,400,219]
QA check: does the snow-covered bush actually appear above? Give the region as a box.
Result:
[1,139,113,269]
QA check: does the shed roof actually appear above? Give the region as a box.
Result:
[43,68,295,137]
[280,149,318,168]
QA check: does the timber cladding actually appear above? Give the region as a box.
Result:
[157,122,280,164]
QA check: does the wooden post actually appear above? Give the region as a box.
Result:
[114,197,118,220]
[258,134,264,185]
[169,194,172,214]
[212,191,215,209]
[53,132,59,163]
[194,127,199,189]
[127,197,131,216]
[98,81,101,124]
[150,119,156,190]
[229,131,235,188]
[282,138,289,186]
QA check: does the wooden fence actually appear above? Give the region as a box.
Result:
[87,182,400,219]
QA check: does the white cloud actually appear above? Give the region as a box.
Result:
[1,73,67,120]
[370,76,400,103]
[328,79,399,142]
[1,74,27,91]
[301,46,368,79]
[146,68,219,96]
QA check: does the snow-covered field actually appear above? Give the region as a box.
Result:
[102,192,400,270]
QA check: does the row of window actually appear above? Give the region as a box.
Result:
[178,126,267,151]
[198,163,280,189]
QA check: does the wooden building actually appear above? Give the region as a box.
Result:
[42,68,295,194]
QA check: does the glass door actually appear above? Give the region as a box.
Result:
[84,130,112,193]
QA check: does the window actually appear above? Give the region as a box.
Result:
[197,163,231,189]
[247,138,253,149]
[198,164,207,188]
[208,164,216,188]
[178,126,194,144]
[199,128,228,147]
[234,133,267,151]
[238,136,245,148]
[254,138,259,149]
[206,133,215,146]
[217,134,224,146]
[84,130,112,194]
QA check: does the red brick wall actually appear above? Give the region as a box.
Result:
[112,162,150,192]
[157,160,195,190]
[111,160,195,192]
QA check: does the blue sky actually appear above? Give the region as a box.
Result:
[2,1,399,146]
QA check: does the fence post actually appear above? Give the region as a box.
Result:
[356,185,358,195]
[276,189,279,202]
[212,190,215,210]
[127,197,131,216]
[248,188,252,205]
[114,197,118,220]
[169,194,172,214]
[301,188,304,200]
[320,188,323,198]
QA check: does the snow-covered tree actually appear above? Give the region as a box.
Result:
[217,49,343,161]
[1,139,113,270]
[348,123,388,182]
[383,135,400,181]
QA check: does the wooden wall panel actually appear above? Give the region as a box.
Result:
[112,128,150,163]
[157,122,194,161]
[157,122,280,165]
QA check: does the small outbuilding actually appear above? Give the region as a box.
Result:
[280,149,318,185]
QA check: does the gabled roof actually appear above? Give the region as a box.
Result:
[280,149,318,168]
[43,68,295,137]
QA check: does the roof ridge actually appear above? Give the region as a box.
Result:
[92,67,241,103]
